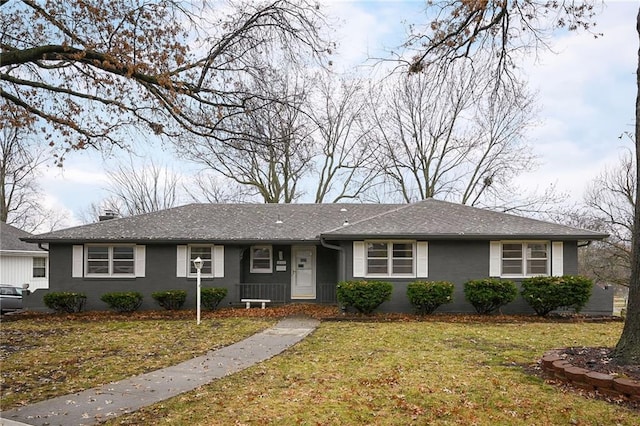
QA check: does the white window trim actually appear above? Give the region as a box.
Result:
[250,245,273,273]
[498,241,550,278]
[85,244,136,278]
[364,240,416,278]
[188,245,215,278]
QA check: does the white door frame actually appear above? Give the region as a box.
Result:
[291,245,316,299]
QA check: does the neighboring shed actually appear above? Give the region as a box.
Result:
[0,222,49,291]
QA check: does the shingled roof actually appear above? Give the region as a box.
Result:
[1,222,47,252]
[323,199,607,240]
[23,199,606,243]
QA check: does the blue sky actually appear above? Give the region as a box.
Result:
[37,0,639,228]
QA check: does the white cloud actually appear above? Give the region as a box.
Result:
[517,0,638,203]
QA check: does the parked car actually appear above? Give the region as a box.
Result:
[0,285,23,314]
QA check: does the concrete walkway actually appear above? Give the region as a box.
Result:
[1,317,319,426]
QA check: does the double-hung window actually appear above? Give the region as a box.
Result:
[189,245,213,276]
[250,245,273,273]
[366,241,414,277]
[33,257,47,278]
[501,242,549,276]
[86,245,135,276]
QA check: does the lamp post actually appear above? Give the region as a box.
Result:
[192,257,203,325]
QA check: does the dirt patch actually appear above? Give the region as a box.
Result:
[558,346,640,381]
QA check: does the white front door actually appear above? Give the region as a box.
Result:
[291,246,316,299]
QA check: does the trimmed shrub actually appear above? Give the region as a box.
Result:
[43,292,87,313]
[521,275,593,316]
[201,287,228,310]
[151,290,187,310]
[336,280,393,314]
[464,278,517,315]
[100,291,143,313]
[407,280,454,315]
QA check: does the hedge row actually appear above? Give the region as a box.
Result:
[43,287,228,313]
[338,276,593,316]
[42,276,593,316]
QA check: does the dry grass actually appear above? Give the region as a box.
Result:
[0,312,275,409]
[2,306,638,425]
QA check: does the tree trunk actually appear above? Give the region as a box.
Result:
[612,7,640,365]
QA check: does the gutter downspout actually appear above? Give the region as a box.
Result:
[38,243,49,252]
[320,235,346,282]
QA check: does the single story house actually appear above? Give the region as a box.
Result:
[21,199,612,314]
[1,222,49,292]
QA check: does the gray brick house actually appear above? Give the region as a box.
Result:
[21,199,612,314]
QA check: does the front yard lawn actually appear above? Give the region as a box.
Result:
[0,312,276,409]
[2,308,638,425]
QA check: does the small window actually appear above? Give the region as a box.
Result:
[189,246,213,276]
[501,242,548,277]
[33,257,47,278]
[366,241,415,277]
[250,245,272,273]
[86,245,135,277]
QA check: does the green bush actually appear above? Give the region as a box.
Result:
[336,280,393,314]
[464,278,517,315]
[407,280,454,315]
[43,292,87,313]
[151,290,187,310]
[100,291,143,313]
[521,275,593,316]
[201,287,228,310]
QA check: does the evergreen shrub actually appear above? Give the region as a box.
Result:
[336,280,393,314]
[464,278,517,315]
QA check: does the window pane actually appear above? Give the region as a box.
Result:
[527,260,547,275]
[113,261,134,274]
[367,243,388,258]
[367,259,387,274]
[392,243,412,258]
[190,246,212,260]
[87,246,108,259]
[113,246,134,259]
[392,259,413,274]
[252,247,270,260]
[87,261,109,274]
[251,246,271,272]
[252,259,270,270]
[502,244,522,259]
[502,259,522,275]
[527,243,547,259]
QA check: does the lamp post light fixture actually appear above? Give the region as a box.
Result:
[192,256,203,325]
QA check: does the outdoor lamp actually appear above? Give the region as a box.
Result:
[192,257,203,325]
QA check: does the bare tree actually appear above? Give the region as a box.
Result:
[183,66,315,203]
[309,74,380,203]
[367,58,536,208]
[0,108,67,232]
[185,171,254,204]
[101,158,181,217]
[1,0,329,161]
[403,0,598,82]
[397,0,638,364]
[581,148,635,286]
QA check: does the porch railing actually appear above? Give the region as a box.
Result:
[235,282,338,304]
[317,282,337,304]
[236,283,287,303]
